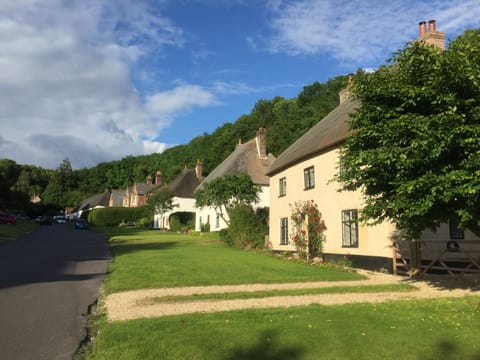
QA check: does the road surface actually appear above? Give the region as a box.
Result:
[0,223,110,360]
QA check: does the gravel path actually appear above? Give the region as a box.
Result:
[105,271,480,321]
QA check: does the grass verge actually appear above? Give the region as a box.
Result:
[139,284,416,305]
[0,220,38,243]
[96,228,365,293]
[86,296,480,360]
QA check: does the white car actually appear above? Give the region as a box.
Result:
[54,216,66,224]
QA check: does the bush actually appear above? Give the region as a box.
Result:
[227,204,267,249]
[88,207,150,227]
[201,222,210,233]
[169,216,182,232]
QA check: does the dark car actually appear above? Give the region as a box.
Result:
[74,218,88,229]
[35,216,53,225]
[0,212,16,225]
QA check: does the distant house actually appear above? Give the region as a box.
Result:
[267,21,480,275]
[195,128,276,231]
[108,189,124,207]
[153,160,204,229]
[69,190,110,219]
[122,171,163,207]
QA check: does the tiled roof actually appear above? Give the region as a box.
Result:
[109,189,124,207]
[267,97,359,176]
[134,182,162,195]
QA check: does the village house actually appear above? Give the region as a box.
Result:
[195,128,276,232]
[121,171,163,208]
[267,21,480,275]
[153,160,204,229]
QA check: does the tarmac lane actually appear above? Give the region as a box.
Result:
[0,223,110,360]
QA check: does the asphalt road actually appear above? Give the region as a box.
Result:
[0,223,110,360]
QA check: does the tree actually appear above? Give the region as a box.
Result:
[338,29,480,240]
[195,174,260,226]
[147,188,177,219]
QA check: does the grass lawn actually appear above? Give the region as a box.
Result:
[99,228,365,293]
[83,228,480,360]
[86,297,480,360]
[0,220,38,243]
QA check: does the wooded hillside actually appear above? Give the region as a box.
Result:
[0,75,348,210]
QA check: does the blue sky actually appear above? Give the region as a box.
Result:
[1,0,479,169]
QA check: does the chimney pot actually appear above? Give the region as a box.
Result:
[419,21,426,37]
[195,159,203,179]
[256,127,267,159]
[428,19,436,32]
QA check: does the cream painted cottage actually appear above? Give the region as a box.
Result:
[267,21,480,275]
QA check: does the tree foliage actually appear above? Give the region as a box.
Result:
[338,29,480,240]
[0,75,346,211]
[147,188,177,217]
[195,174,260,225]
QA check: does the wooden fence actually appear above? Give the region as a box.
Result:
[393,239,480,277]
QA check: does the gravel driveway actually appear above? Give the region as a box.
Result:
[105,271,480,321]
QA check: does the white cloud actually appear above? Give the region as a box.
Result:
[261,0,480,66]
[145,84,219,117]
[0,0,212,169]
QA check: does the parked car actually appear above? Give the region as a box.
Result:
[0,212,16,225]
[35,215,53,225]
[54,215,66,224]
[74,218,88,229]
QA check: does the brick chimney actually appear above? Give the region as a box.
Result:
[195,159,203,179]
[256,127,267,159]
[146,175,152,185]
[155,170,161,185]
[418,19,445,50]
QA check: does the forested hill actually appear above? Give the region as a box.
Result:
[0,75,348,209]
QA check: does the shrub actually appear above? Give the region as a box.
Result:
[169,216,182,232]
[227,204,267,249]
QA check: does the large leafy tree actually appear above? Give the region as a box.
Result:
[338,29,480,240]
[195,174,260,226]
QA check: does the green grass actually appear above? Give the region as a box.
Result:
[87,296,480,360]
[99,228,365,293]
[84,228,480,360]
[140,284,416,304]
[0,220,38,243]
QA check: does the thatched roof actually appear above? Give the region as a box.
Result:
[267,97,359,176]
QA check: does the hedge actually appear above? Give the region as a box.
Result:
[87,207,150,226]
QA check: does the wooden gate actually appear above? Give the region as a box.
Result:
[393,240,480,277]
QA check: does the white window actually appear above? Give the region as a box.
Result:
[279,177,286,197]
[342,209,358,247]
[280,217,289,245]
[304,166,315,190]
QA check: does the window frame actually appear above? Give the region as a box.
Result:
[303,166,315,190]
[449,220,464,240]
[279,177,286,197]
[342,209,359,248]
[280,217,289,245]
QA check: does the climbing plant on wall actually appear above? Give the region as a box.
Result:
[290,200,327,260]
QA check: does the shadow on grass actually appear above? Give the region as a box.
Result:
[225,330,304,360]
[412,274,480,292]
[428,340,480,360]
[110,241,179,256]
